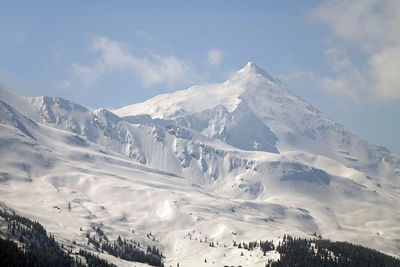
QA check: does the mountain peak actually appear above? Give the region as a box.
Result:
[234,62,276,83]
[243,61,260,70]
[240,61,263,74]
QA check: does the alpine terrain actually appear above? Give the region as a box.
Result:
[1,62,399,266]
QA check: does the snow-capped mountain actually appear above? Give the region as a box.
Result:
[0,63,399,266]
[115,62,400,181]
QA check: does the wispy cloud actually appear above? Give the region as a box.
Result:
[309,0,400,101]
[135,29,158,44]
[71,37,196,88]
[206,48,224,66]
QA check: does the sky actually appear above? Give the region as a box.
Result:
[1,0,400,154]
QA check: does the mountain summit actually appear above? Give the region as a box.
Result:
[233,61,278,82]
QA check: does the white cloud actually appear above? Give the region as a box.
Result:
[71,63,100,86]
[310,0,400,101]
[278,68,357,101]
[206,48,224,66]
[72,37,195,87]
[369,45,400,99]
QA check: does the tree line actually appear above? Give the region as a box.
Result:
[268,234,400,266]
[0,205,115,267]
[87,225,163,266]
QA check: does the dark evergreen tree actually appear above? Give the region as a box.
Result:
[270,235,400,267]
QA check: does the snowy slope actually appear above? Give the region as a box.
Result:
[1,63,400,265]
[0,94,309,266]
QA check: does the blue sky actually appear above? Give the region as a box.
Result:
[1,0,400,154]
